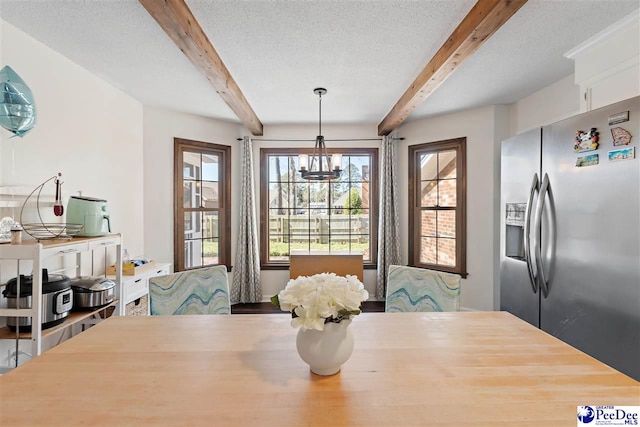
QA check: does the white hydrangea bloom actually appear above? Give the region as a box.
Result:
[276,273,369,331]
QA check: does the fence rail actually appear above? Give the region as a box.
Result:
[269,214,369,243]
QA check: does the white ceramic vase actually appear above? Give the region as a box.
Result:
[296,318,354,376]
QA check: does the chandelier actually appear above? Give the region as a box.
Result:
[298,88,342,181]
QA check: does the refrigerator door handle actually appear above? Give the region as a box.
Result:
[524,173,539,293]
[534,173,550,298]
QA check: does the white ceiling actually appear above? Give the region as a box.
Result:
[0,1,638,128]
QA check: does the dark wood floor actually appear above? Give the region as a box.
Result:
[231,301,385,314]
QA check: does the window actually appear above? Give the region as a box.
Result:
[260,147,378,268]
[174,138,231,271]
[408,138,467,277]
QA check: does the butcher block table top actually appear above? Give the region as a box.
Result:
[0,312,638,427]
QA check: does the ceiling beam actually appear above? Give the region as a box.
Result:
[139,0,263,135]
[378,0,528,136]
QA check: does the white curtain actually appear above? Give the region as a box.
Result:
[376,135,401,300]
[231,136,262,303]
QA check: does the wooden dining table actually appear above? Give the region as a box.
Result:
[0,311,638,426]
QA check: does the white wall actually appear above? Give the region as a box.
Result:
[142,106,242,270]
[0,19,144,362]
[395,106,502,311]
[0,19,144,259]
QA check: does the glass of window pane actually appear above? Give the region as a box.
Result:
[289,240,309,254]
[292,183,308,211]
[354,234,369,259]
[421,211,436,237]
[269,209,289,234]
[269,234,289,261]
[201,181,219,208]
[185,239,203,268]
[328,211,347,236]
[348,159,366,181]
[310,209,328,238]
[330,235,350,251]
[419,153,438,181]
[183,152,200,179]
[184,211,201,236]
[269,182,291,213]
[202,212,218,239]
[309,183,328,207]
[438,179,456,207]
[420,181,437,207]
[268,156,290,182]
[420,236,437,264]
[351,210,368,234]
[201,153,219,181]
[202,238,219,265]
[183,181,201,208]
[437,210,455,238]
[310,242,329,252]
[290,215,312,240]
[437,238,456,266]
[438,150,456,179]
[330,182,346,206]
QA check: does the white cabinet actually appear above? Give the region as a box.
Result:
[0,234,123,365]
[565,11,640,112]
[110,262,171,315]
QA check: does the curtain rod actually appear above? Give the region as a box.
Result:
[236,137,404,142]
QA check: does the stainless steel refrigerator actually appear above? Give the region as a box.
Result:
[500,96,640,381]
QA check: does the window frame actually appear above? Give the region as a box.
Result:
[173,138,231,272]
[260,147,379,270]
[408,137,467,277]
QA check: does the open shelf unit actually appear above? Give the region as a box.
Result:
[0,234,123,363]
[0,300,118,340]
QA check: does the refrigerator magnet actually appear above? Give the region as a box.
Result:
[575,154,599,167]
[574,128,599,152]
[608,147,635,161]
[608,110,629,125]
[611,127,632,146]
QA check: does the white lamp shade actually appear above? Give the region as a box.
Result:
[331,153,342,171]
[299,154,309,171]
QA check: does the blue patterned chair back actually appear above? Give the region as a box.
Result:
[149,265,231,315]
[385,265,461,312]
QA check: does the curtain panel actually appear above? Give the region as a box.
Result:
[231,136,262,303]
[376,135,401,300]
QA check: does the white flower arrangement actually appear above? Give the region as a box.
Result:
[271,273,369,331]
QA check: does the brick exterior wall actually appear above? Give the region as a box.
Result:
[420,157,457,267]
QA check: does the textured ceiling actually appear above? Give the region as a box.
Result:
[0,1,638,127]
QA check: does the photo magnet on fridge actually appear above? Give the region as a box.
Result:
[608,147,635,161]
[575,154,599,167]
[574,128,599,152]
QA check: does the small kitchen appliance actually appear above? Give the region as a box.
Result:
[2,269,73,330]
[66,195,111,237]
[70,276,115,310]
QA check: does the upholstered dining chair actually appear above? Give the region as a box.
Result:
[149,265,231,315]
[385,265,461,312]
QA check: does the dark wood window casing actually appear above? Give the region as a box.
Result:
[408,137,467,278]
[174,138,231,272]
[260,147,378,270]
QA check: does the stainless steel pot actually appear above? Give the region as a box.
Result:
[2,271,73,331]
[70,277,115,310]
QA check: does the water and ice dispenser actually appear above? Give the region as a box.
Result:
[505,203,526,260]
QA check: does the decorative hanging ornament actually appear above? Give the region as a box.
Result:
[0,65,37,137]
